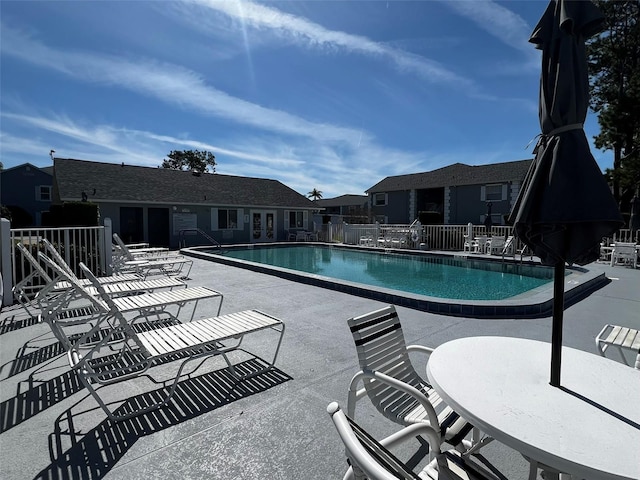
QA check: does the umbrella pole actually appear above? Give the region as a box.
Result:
[550,261,565,387]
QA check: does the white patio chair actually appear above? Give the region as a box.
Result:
[463,223,474,253]
[610,242,638,268]
[347,305,491,458]
[327,402,498,480]
[486,236,505,255]
[596,324,640,368]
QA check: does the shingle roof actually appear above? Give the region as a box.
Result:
[315,194,368,208]
[54,158,316,208]
[366,159,533,193]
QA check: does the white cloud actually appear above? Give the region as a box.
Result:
[438,0,539,66]
[0,24,367,147]
[180,0,483,93]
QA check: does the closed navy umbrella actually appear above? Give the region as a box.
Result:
[509,0,623,386]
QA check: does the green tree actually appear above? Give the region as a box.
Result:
[307,188,323,201]
[587,0,640,209]
[161,150,216,173]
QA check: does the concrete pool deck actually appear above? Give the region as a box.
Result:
[0,256,638,479]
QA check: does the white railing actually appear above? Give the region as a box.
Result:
[604,228,639,245]
[338,223,640,255]
[9,225,109,289]
[340,223,527,252]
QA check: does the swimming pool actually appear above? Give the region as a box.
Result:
[212,245,550,300]
[183,243,606,318]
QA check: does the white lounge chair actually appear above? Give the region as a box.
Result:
[347,305,491,458]
[37,253,223,348]
[13,242,142,317]
[327,402,498,480]
[15,242,186,321]
[40,239,185,294]
[112,233,194,278]
[41,259,285,421]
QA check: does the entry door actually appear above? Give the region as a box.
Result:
[251,210,276,242]
[120,207,144,244]
[148,208,170,247]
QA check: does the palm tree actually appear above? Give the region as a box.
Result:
[307,188,323,201]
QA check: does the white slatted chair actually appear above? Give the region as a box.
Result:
[347,305,491,458]
[596,324,640,368]
[327,402,497,480]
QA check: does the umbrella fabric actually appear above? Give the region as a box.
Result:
[510,0,623,267]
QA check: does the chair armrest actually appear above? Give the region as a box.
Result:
[347,369,441,433]
[328,402,442,480]
[406,344,434,355]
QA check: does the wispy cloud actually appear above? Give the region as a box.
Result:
[438,0,538,66]
[0,24,368,147]
[177,0,486,96]
[1,110,432,196]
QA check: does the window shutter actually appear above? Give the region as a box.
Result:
[211,208,218,230]
[480,186,486,201]
[303,210,308,229]
[284,210,290,230]
[501,184,508,201]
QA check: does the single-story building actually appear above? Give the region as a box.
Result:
[53,158,318,247]
[0,163,53,227]
[366,159,533,225]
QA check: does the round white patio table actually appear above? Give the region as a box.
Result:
[426,336,640,480]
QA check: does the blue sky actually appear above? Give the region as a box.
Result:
[0,0,610,198]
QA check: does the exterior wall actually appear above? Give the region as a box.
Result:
[98,201,314,248]
[369,191,410,224]
[0,165,52,226]
[447,184,511,225]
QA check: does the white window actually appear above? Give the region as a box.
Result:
[36,185,52,201]
[289,211,304,228]
[481,184,507,202]
[373,193,387,206]
[211,208,242,230]
[284,210,308,230]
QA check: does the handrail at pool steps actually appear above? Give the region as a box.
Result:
[178,228,224,251]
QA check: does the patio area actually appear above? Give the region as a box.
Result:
[1,255,638,479]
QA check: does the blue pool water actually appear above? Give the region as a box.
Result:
[214,245,553,301]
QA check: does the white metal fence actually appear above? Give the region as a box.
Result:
[337,222,639,254]
[5,223,111,301]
